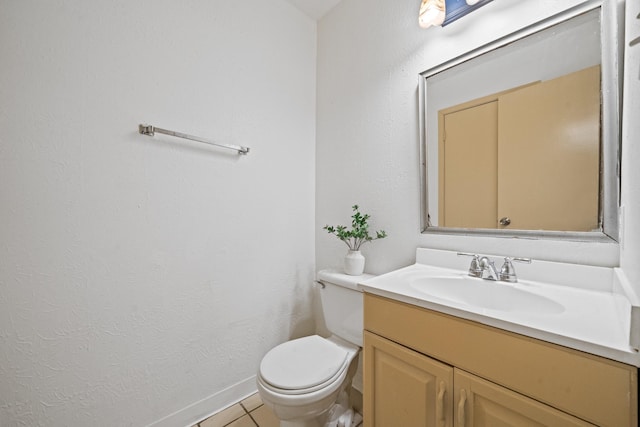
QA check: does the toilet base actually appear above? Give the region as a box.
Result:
[278,405,361,427]
[276,390,361,427]
[280,415,325,427]
[324,404,363,427]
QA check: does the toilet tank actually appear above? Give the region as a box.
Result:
[317,270,375,347]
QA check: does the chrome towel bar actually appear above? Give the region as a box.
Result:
[138,124,250,155]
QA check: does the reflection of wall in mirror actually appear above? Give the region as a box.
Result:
[439,65,600,231]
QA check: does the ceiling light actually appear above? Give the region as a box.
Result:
[419,0,446,28]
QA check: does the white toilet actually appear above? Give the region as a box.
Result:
[256,270,373,427]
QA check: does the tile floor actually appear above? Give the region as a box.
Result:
[195,393,363,427]
[194,393,279,427]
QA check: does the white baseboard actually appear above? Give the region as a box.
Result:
[147,375,257,427]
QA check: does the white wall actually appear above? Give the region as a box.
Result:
[620,1,640,289]
[316,0,627,275]
[0,1,316,426]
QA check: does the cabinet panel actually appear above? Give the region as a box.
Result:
[364,331,453,427]
[364,293,638,427]
[454,369,594,427]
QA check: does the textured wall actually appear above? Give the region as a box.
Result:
[0,1,316,426]
[316,0,626,275]
[621,1,640,289]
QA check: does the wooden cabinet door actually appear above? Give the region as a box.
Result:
[454,369,595,427]
[364,331,454,427]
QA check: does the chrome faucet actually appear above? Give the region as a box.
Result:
[458,253,532,283]
[498,257,532,283]
[462,254,482,278]
[478,256,499,281]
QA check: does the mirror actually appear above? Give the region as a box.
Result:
[418,0,621,242]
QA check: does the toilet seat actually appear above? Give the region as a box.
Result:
[259,335,351,395]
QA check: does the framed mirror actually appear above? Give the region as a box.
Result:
[418,0,622,242]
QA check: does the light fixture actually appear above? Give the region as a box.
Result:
[418,0,446,28]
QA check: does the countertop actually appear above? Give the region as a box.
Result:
[358,249,640,367]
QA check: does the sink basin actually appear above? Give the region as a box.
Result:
[409,275,565,314]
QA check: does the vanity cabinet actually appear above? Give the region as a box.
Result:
[365,332,592,426]
[363,294,638,427]
[364,331,454,427]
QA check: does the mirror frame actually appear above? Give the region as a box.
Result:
[418,0,622,242]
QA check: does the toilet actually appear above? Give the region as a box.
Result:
[256,270,373,427]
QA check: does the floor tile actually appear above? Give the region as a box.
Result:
[200,404,246,427]
[240,393,263,412]
[226,414,257,427]
[250,405,280,427]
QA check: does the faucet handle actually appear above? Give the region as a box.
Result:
[457,252,482,277]
[499,257,532,283]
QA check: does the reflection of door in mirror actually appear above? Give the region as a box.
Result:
[439,99,498,228]
[439,65,600,231]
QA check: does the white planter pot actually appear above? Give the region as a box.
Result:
[344,250,365,276]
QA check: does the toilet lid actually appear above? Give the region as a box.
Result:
[260,335,349,390]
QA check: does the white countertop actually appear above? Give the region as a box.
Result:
[358,249,640,367]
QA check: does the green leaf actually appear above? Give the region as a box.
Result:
[322,204,388,249]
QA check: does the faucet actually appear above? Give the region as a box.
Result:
[478,256,499,281]
[457,253,482,277]
[458,253,532,283]
[499,257,532,282]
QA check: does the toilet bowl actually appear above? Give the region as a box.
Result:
[257,335,359,426]
[256,270,373,427]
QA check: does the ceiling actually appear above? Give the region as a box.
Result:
[283,0,344,20]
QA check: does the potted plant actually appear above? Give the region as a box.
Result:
[324,205,387,275]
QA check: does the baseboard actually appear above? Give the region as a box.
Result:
[147,375,257,427]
